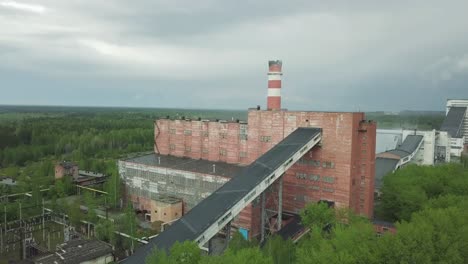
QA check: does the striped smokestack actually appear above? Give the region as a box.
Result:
[267,60,282,110]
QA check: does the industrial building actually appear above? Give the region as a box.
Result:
[55,162,108,186]
[120,60,377,263]
[441,99,468,157]
[33,239,114,264]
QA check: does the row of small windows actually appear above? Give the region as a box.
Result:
[295,173,335,183]
[297,159,335,169]
[168,128,248,140]
[171,146,247,158]
[260,136,272,142]
[307,186,334,193]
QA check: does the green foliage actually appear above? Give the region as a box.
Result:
[146,241,201,264]
[300,202,335,230]
[228,231,257,253]
[67,200,82,227]
[378,163,468,221]
[263,235,295,264]
[104,166,121,209]
[83,191,98,222]
[95,219,116,245]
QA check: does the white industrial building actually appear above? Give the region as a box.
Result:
[376,129,451,165]
[374,129,451,194]
[441,99,468,157]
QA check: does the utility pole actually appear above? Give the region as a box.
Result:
[42,199,45,241]
[261,192,266,243]
[19,203,22,229]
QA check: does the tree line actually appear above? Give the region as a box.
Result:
[145,163,468,264]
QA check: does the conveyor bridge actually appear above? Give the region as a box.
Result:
[124,127,322,263]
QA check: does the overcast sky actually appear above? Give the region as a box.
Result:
[1,1,468,111]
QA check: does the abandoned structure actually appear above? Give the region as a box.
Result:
[120,60,377,263]
[54,162,107,186]
[33,239,114,264]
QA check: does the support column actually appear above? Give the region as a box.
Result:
[225,221,231,248]
[278,176,283,231]
[260,192,266,243]
[208,238,213,254]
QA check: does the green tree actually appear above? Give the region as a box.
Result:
[263,235,295,264]
[83,191,98,222]
[122,204,138,253]
[68,200,82,227]
[300,202,335,230]
[95,219,116,245]
[146,241,201,264]
[228,231,257,253]
[104,168,121,209]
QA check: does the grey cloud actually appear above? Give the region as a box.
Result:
[1,0,468,110]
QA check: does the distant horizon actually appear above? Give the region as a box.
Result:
[0,103,447,114]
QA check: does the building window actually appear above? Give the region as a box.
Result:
[260,136,272,142]
[310,160,320,167]
[362,150,367,154]
[170,144,175,151]
[240,151,247,158]
[240,125,248,140]
[184,129,192,135]
[311,186,320,191]
[322,161,335,168]
[322,187,334,193]
[202,131,209,137]
[309,174,320,181]
[296,172,307,179]
[170,129,176,135]
[185,146,191,152]
[322,176,335,183]
[219,132,228,139]
[202,148,208,154]
[220,149,227,156]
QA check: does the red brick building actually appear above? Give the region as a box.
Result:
[121,60,376,239]
[55,161,79,180]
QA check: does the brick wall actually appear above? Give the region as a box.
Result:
[152,109,376,234]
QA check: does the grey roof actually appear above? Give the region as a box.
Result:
[397,135,424,154]
[440,107,466,138]
[379,135,423,159]
[34,239,113,264]
[123,153,244,178]
[124,127,322,263]
[375,158,399,189]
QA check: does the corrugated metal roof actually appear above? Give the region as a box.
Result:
[397,135,424,154]
[123,127,321,263]
[440,107,466,138]
[379,134,423,159]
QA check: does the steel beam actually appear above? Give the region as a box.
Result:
[278,176,283,230]
[261,192,266,242]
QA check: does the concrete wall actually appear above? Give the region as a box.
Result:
[150,200,183,223]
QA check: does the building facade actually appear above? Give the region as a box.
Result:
[119,60,377,239]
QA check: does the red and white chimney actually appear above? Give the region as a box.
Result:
[267,60,282,110]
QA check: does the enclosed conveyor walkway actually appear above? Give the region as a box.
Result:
[124,127,322,263]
